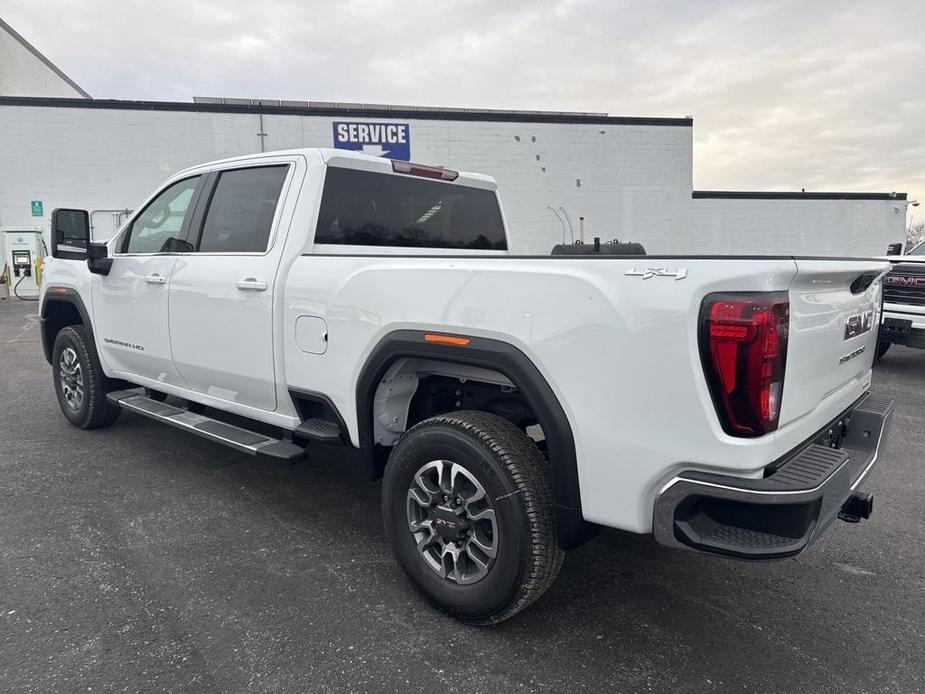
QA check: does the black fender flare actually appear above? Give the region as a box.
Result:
[40,287,94,364]
[355,329,598,549]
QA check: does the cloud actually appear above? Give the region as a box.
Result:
[5,0,924,212]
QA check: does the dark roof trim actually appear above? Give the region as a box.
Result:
[693,190,907,201]
[0,18,91,99]
[303,253,888,262]
[0,95,693,126]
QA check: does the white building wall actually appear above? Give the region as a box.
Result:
[691,197,906,256]
[0,22,88,98]
[0,104,694,253]
[0,100,908,258]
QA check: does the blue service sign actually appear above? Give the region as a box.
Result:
[30,200,44,217]
[333,121,410,160]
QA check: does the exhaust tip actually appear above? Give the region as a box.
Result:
[838,491,873,523]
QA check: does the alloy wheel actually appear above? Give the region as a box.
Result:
[406,459,499,585]
[59,346,84,411]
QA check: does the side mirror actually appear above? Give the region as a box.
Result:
[51,208,90,260]
[87,242,113,276]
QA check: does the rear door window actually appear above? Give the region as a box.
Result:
[197,165,289,253]
[314,167,507,250]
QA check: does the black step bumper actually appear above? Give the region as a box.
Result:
[653,393,893,560]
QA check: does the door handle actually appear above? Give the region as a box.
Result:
[236,278,268,291]
[144,273,166,285]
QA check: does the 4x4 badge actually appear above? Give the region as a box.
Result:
[625,267,688,280]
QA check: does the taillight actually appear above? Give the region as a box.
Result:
[699,292,789,437]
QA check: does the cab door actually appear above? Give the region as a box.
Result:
[93,175,202,386]
[167,162,294,412]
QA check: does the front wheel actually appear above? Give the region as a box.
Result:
[382,411,564,625]
[52,325,120,429]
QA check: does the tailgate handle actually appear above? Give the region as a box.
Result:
[850,273,878,294]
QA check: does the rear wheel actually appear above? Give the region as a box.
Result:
[382,410,563,624]
[52,325,120,429]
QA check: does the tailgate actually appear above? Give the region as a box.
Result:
[779,259,890,426]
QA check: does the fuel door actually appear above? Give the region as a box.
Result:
[295,316,328,355]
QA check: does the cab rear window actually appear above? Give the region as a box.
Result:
[314,167,507,250]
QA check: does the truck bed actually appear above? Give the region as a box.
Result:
[283,252,888,533]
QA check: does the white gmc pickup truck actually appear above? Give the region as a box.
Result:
[879,243,925,357]
[41,149,894,624]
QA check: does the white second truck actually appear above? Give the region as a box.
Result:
[880,243,925,357]
[40,149,894,623]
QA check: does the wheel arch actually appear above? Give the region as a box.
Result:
[356,329,596,549]
[40,287,93,365]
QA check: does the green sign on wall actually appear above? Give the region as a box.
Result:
[30,200,44,217]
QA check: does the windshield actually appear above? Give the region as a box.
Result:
[908,241,925,255]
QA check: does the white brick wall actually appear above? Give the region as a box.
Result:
[0,104,693,252]
[691,197,906,256]
[0,102,906,257]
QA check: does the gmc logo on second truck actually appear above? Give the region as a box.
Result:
[884,274,925,287]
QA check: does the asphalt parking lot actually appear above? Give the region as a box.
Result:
[1,299,923,693]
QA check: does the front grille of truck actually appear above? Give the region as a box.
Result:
[883,263,925,307]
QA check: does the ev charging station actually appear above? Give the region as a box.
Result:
[2,228,44,300]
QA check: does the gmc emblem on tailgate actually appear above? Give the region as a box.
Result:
[844,309,874,340]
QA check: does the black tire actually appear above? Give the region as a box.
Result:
[382,410,564,625]
[875,341,891,361]
[52,325,121,429]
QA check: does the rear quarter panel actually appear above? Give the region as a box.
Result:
[283,255,801,533]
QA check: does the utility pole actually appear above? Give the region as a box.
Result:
[257,113,268,152]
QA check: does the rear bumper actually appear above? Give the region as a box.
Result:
[653,393,893,560]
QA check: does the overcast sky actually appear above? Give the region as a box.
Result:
[5,0,924,220]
